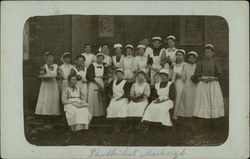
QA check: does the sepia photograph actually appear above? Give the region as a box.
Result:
[23,15,229,146]
[1,1,249,159]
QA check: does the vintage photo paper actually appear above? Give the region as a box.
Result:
[1,1,249,159]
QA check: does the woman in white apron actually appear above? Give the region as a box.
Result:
[193,44,224,132]
[35,52,61,116]
[62,74,92,132]
[106,68,130,132]
[86,53,107,117]
[160,35,178,80]
[71,55,88,101]
[121,44,139,83]
[134,45,149,76]
[112,43,124,69]
[172,49,187,119]
[58,52,73,93]
[127,69,150,131]
[142,69,176,128]
[147,37,164,86]
[81,43,95,68]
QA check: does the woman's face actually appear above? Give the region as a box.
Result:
[167,39,175,48]
[204,49,214,59]
[97,56,104,64]
[115,48,122,55]
[160,73,169,82]
[102,45,109,55]
[116,72,124,79]
[126,48,133,56]
[176,52,184,63]
[63,56,71,64]
[85,45,91,53]
[69,76,77,87]
[45,54,54,64]
[188,55,197,64]
[76,57,85,66]
[152,40,161,48]
[142,39,149,47]
[137,73,145,82]
[138,48,145,56]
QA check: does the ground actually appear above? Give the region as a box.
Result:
[24,98,229,146]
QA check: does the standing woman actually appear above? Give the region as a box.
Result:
[160,35,178,79]
[147,37,164,86]
[71,55,88,101]
[121,44,139,83]
[127,69,150,131]
[193,44,224,131]
[172,49,187,119]
[134,45,149,75]
[106,68,130,132]
[142,69,176,128]
[35,52,61,117]
[62,74,92,131]
[81,43,95,68]
[112,43,124,70]
[58,52,73,93]
[86,53,107,117]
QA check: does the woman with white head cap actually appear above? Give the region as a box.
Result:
[58,52,73,92]
[35,51,61,117]
[86,53,108,117]
[134,45,149,75]
[121,44,139,83]
[94,44,112,67]
[147,36,165,86]
[142,69,176,129]
[160,35,178,69]
[192,44,224,132]
[172,49,187,119]
[107,68,131,132]
[112,43,124,69]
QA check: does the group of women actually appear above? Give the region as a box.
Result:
[35,35,225,133]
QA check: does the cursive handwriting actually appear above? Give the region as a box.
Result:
[88,147,186,159]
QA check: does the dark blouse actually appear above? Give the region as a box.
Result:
[151,82,176,101]
[86,63,108,82]
[109,80,131,99]
[194,58,223,80]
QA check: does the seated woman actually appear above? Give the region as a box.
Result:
[127,69,150,131]
[142,69,176,130]
[106,68,131,132]
[61,74,92,132]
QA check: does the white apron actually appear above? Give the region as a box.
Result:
[172,62,186,119]
[148,50,163,85]
[135,56,149,74]
[107,80,129,118]
[142,82,174,126]
[64,87,92,129]
[87,63,105,116]
[128,82,149,117]
[35,64,61,115]
[59,64,73,92]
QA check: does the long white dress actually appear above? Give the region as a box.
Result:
[107,79,129,118]
[72,66,88,101]
[177,63,197,117]
[142,82,174,126]
[62,87,92,130]
[172,62,186,119]
[128,82,150,117]
[81,52,95,68]
[59,63,73,92]
[87,63,105,116]
[35,64,61,115]
[162,47,177,79]
[121,56,139,82]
